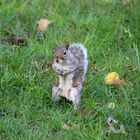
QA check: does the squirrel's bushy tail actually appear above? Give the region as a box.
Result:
[70,44,88,81]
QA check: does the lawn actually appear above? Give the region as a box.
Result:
[0,0,140,139]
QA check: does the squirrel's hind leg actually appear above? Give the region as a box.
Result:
[55,77,60,87]
[74,94,81,110]
[69,85,82,110]
[52,86,61,103]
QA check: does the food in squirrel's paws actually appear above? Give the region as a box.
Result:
[52,43,88,109]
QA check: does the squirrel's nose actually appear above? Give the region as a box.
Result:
[56,60,59,63]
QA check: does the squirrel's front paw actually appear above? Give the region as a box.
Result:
[56,68,63,75]
[62,69,68,75]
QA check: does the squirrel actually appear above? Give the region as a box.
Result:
[52,43,88,109]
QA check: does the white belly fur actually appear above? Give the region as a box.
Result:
[52,61,78,101]
[58,73,73,100]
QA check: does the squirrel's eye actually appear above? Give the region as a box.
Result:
[63,51,67,55]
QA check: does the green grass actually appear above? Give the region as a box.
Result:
[0,0,140,139]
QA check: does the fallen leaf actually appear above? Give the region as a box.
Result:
[107,116,125,134]
[105,72,120,85]
[62,122,80,130]
[37,19,52,32]
[44,64,50,72]
[44,61,53,72]
[77,108,89,116]
[62,123,70,130]
[107,102,115,110]
[113,79,126,87]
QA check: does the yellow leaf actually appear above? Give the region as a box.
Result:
[105,72,120,85]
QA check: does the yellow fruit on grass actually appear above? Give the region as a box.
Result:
[105,72,120,85]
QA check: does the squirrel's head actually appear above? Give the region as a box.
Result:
[53,43,69,63]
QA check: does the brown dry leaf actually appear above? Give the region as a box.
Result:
[77,108,89,116]
[113,79,126,87]
[44,61,53,72]
[37,19,52,32]
[62,123,70,130]
[44,64,50,72]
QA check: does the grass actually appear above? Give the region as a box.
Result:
[0,0,140,139]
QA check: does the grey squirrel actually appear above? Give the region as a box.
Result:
[52,43,88,109]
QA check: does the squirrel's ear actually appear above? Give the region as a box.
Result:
[65,43,69,50]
